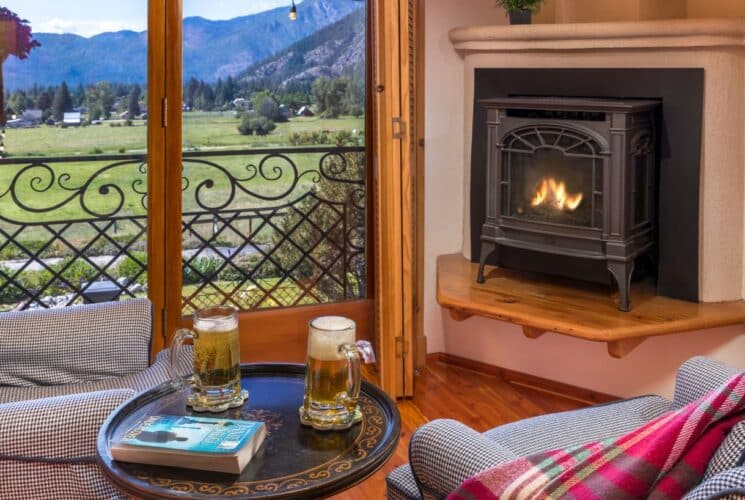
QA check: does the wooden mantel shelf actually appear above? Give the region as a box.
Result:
[437,254,745,358]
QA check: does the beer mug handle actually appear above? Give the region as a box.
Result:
[169,328,196,388]
[339,340,375,407]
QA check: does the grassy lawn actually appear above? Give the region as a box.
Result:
[0,111,364,224]
[4,112,364,156]
[0,112,365,308]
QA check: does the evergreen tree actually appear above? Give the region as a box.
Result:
[127,85,141,118]
[73,82,85,107]
[51,81,73,121]
[35,91,52,111]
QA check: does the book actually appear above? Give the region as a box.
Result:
[111,414,267,474]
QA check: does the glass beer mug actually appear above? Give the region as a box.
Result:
[169,306,248,412]
[300,316,375,430]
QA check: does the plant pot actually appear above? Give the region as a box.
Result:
[508,9,532,25]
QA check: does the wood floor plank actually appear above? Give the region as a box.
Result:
[330,360,593,499]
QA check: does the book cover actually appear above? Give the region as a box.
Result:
[119,415,262,453]
[112,415,267,473]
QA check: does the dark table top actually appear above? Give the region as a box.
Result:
[97,363,401,499]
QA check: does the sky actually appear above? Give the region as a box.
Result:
[2,0,301,37]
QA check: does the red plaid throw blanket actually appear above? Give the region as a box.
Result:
[449,373,745,500]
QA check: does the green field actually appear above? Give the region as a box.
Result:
[0,112,365,307]
[4,112,364,156]
[0,112,364,222]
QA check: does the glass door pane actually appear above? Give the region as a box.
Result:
[180,0,368,315]
[0,1,149,311]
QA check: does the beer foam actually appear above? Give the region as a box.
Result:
[195,316,238,333]
[308,316,356,361]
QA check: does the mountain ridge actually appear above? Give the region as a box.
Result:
[238,8,365,88]
[5,0,364,90]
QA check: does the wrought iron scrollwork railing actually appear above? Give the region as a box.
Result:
[0,146,366,313]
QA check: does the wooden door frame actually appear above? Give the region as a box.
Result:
[147,0,167,355]
[372,0,422,398]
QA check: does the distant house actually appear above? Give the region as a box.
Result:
[63,112,82,126]
[22,109,43,125]
[297,106,315,117]
[7,109,42,128]
[232,98,249,110]
[119,110,131,119]
[278,104,292,120]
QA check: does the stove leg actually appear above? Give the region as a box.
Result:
[477,241,497,284]
[608,260,635,312]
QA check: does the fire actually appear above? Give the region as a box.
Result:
[530,178,583,211]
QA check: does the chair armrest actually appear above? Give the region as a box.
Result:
[0,299,152,387]
[0,389,134,461]
[673,356,742,409]
[409,419,516,499]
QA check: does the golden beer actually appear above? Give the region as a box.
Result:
[300,316,374,430]
[170,306,248,412]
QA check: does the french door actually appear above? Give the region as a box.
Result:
[152,0,380,378]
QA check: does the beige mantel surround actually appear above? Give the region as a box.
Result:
[450,17,745,302]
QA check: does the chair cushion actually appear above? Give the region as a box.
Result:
[705,421,745,479]
[484,395,671,456]
[0,299,152,387]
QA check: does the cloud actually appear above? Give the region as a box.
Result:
[37,18,145,37]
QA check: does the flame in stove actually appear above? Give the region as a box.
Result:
[530,178,583,211]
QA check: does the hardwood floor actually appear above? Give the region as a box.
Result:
[329,358,594,499]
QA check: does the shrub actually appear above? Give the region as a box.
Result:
[252,117,276,136]
[237,114,253,136]
[118,147,126,153]
[55,258,98,284]
[115,252,147,284]
[91,147,104,154]
[495,0,545,12]
[288,130,332,146]
[183,256,221,285]
[333,130,356,146]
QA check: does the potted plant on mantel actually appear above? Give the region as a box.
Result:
[496,0,546,25]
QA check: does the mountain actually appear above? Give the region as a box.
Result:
[4,0,364,90]
[238,8,365,88]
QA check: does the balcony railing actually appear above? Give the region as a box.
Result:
[0,146,366,313]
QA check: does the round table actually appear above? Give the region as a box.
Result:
[97,364,401,499]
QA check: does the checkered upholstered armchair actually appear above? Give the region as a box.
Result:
[386,357,744,500]
[0,299,171,499]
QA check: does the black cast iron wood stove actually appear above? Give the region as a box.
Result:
[476,97,660,311]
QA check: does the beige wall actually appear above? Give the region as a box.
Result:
[423,0,745,398]
[423,0,505,354]
[535,0,743,22]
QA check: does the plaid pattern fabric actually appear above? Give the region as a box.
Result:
[484,395,671,456]
[673,356,742,409]
[0,389,133,500]
[409,419,516,499]
[706,421,745,479]
[0,299,152,387]
[684,467,745,499]
[450,373,745,500]
[388,465,423,500]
